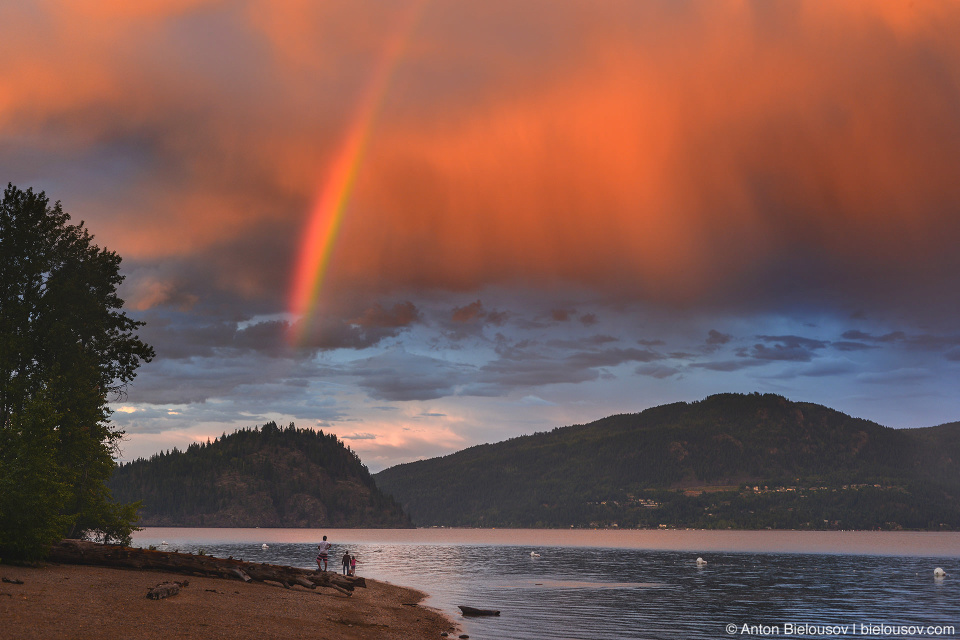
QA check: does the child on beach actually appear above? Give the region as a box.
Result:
[350,555,357,576]
[316,535,331,571]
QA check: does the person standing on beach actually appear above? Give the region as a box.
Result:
[341,551,351,575]
[316,535,331,571]
[350,555,357,576]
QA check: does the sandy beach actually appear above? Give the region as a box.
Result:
[0,563,458,640]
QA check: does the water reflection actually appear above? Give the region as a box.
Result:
[132,530,960,640]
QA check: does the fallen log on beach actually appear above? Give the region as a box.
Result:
[146,581,186,600]
[48,540,364,596]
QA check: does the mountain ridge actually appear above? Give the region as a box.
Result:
[373,393,960,530]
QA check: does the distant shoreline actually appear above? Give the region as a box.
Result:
[0,563,457,640]
[132,526,960,558]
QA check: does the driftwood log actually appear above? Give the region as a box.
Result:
[146,581,186,600]
[49,540,364,596]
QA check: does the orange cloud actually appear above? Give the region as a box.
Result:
[2,1,959,313]
[321,0,960,305]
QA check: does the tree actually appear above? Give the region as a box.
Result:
[0,183,154,560]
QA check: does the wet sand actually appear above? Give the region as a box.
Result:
[0,563,458,640]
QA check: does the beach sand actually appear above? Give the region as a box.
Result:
[0,563,458,640]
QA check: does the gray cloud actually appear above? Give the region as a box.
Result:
[353,302,422,328]
[706,329,732,345]
[691,359,761,373]
[579,313,598,326]
[564,347,663,369]
[349,350,474,402]
[636,363,682,379]
[442,299,508,341]
[748,335,829,362]
[546,334,620,349]
[831,341,876,352]
[451,300,487,323]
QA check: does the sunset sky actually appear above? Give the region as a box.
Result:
[4,0,960,470]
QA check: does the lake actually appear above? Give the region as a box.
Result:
[131,529,959,640]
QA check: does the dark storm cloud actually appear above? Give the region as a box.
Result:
[564,347,663,369]
[636,363,682,379]
[748,335,830,362]
[134,315,236,360]
[125,354,314,406]
[546,334,619,349]
[703,329,734,354]
[353,301,421,328]
[456,339,668,396]
[691,360,761,373]
[903,334,960,350]
[233,320,292,355]
[137,306,414,363]
[451,300,486,323]
[706,329,732,346]
[840,329,960,354]
[294,316,414,351]
[349,350,474,402]
[831,341,876,352]
[472,354,600,390]
[442,299,508,341]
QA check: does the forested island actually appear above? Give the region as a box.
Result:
[373,393,960,530]
[109,422,411,528]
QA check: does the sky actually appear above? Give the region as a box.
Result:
[3,0,960,471]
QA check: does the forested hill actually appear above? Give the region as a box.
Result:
[373,393,960,530]
[109,422,411,528]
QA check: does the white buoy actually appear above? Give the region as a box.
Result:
[934,567,946,578]
[262,543,269,549]
[696,557,707,566]
[530,551,541,557]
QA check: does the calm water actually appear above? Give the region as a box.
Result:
[132,529,959,640]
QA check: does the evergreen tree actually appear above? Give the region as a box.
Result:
[0,184,153,560]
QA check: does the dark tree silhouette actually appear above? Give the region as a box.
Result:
[109,422,412,528]
[0,183,154,560]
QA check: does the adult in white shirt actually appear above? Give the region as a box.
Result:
[316,535,331,571]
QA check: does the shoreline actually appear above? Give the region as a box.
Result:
[132,527,960,558]
[0,563,459,640]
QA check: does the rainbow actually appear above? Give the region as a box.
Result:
[289,0,426,345]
